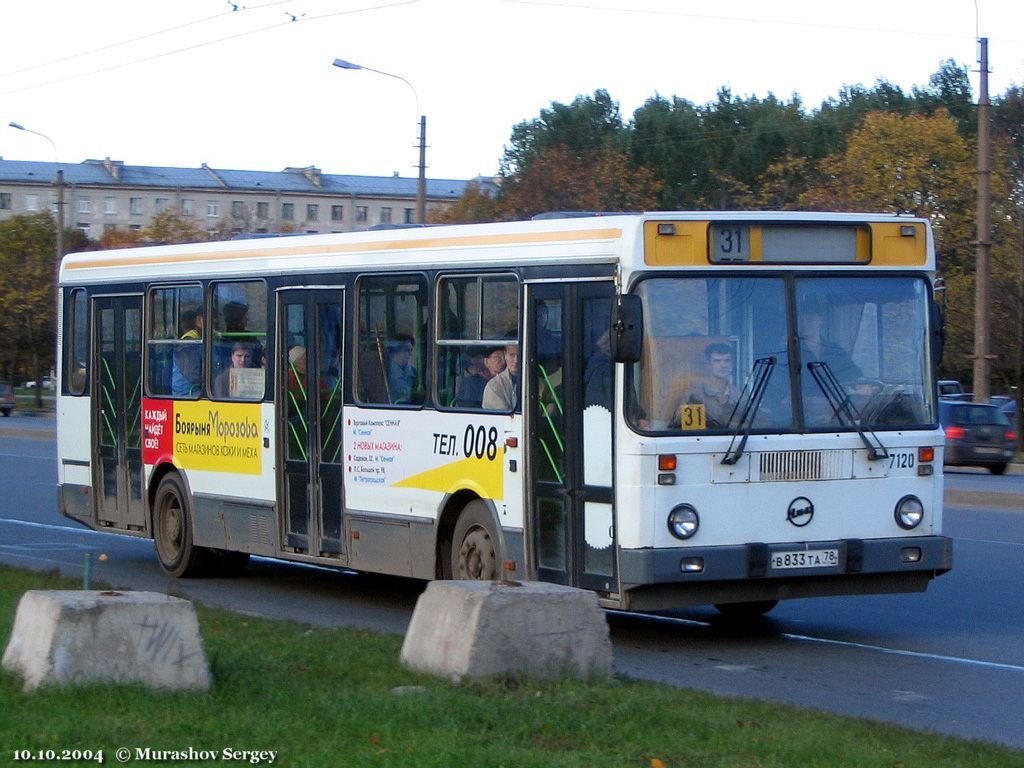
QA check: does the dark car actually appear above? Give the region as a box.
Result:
[0,382,15,417]
[940,400,1017,475]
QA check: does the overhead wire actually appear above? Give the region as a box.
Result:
[0,0,418,97]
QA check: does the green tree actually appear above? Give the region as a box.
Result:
[0,213,60,401]
[143,208,205,244]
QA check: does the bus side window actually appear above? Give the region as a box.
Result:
[147,284,203,398]
[356,274,427,406]
[436,273,519,411]
[210,281,268,401]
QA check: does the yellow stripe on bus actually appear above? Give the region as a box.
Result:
[391,452,504,500]
[64,228,624,270]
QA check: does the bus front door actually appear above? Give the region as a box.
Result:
[527,281,617,593]
[279,289,346,557]
[93,295,145,531]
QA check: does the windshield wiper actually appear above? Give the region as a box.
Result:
[721,356,776,466]
[806,361,889,461]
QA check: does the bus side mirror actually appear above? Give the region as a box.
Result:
[930,300,945,367]
[610,295,643,363]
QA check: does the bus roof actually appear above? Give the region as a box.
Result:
[58,211,933,286]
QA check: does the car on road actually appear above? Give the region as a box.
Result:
[940,400,1017,475]
[23,376,55,390]
[990,395,1018,422]
[0,382,14,416]
[938,379,971,401]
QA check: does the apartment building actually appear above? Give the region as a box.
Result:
[0,158,495,239]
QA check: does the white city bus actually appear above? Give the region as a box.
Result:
[56,212,951,616]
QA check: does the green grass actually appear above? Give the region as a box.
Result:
[1,566,1022,768]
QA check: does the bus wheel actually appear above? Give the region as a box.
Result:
[714,600,778,619]
[153,473,207,578]
[451,501,500,581]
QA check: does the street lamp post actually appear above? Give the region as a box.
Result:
[8,121,64,260]
[332,58,427,224]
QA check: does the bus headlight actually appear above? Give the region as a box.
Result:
[667,504,699,540]
[894,495,924,530]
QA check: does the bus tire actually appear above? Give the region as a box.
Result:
[714,600,778,619]
[153,473,208,578]
[451,500,501,581]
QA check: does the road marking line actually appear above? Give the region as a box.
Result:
[610,611,1024,675]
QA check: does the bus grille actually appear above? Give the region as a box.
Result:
[758,450,846,482]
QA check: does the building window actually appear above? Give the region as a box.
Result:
[331,205,343,222]
[0,192,10,210]
[77,198,92,214]
[182,199,194,216]
[306,204,319,222]
[76,223,91,235]
[129,224,142,231]
[128,197,142,215]
[155,198,168,214]
[356,206,368,223]
[25,194,39,212]
[281,203,294,221]
[256,202,269,219]
[103,223,117,233]
[207,201,219,217]
[231,201,243,218]
[380,207,392,224]
[103,197,117,215]
[404,208,415,224]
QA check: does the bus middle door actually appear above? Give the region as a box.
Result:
[278,289,345,558]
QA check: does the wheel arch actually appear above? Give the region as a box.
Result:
[147,462,191,531]
[435,489,504,579]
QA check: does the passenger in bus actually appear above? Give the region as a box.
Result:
[584,330,613,409]
[672,342,740,429]
[456,346,504,408]
[287,346,307,399]
[387,334,418,404]
[213,342,253,398]
[482,341,520,411]
[171,308,203,397]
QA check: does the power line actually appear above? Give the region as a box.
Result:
[501,0,1024,46]
[0,1,292,79]
[0,0,418,98]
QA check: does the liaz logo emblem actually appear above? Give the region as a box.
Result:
[787,497,814,527]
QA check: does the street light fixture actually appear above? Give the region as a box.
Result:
[331,58,427,224]
[8,121,64,260]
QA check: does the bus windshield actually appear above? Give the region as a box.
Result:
[629,275,935,434]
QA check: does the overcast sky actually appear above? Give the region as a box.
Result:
[2,0,1023,181]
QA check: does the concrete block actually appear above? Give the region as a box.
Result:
[400,580,612,682]
[2,590,210,692]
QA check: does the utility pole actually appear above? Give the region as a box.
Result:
[416,115,427,224]
[972,37,992,403]
[55,169,65,261]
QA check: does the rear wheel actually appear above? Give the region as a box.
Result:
[152,473,208,577]
[1,409,10,417]
[451,501,501,581]
[988,463,1007,475]
[714,600,778,619]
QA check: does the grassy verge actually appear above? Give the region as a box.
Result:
[1,566,1021,768]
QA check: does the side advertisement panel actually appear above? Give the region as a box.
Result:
[143,398,263,475]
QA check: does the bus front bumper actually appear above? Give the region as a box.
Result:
[617,535,952,611]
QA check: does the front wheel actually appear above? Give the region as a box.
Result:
[450,500,501,581]
[988,463,1007,475]
[152,473,207,577]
